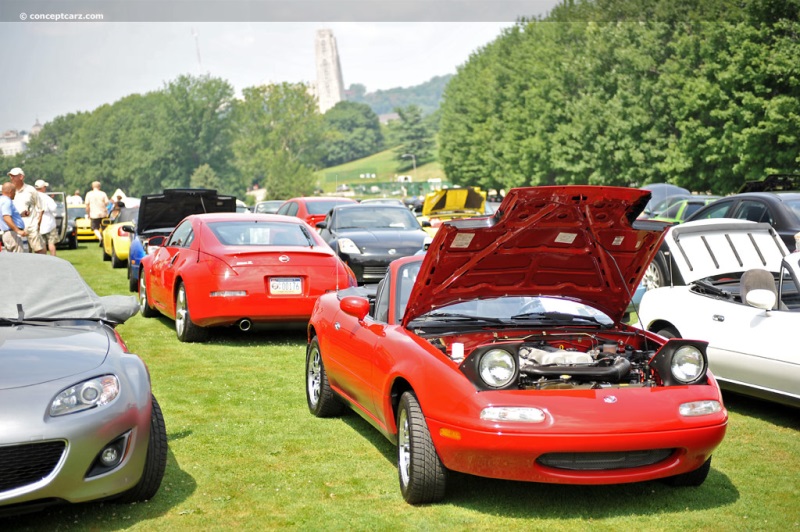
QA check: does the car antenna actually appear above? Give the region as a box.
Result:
[17,303,24,321]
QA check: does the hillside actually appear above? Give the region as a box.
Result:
[345,75,452,116]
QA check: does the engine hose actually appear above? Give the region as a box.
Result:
[520,356,632,382]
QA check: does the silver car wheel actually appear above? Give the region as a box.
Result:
[176,285,188,337]
[307,347,322,408]
[398,406,411,487]
[139,275,148,313]
[642,261,662,290]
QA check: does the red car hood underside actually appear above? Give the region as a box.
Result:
[403,186,665,326]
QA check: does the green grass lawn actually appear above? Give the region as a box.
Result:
[5,244,799,530]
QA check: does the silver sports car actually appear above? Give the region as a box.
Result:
[0,253,167,514]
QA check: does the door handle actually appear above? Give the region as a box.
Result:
[169,253,179,267]
[712,314,725,322]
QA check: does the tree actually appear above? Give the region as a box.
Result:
[160,74,236,193]
[394,105,435,171]
[190,164,221,190]
[321,101,384,166]
[231,83,325,199]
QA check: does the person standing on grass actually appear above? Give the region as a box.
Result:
[84,180,111,244]
[8,167,44,254]
[34,179,59,256]
[1,182,28,252]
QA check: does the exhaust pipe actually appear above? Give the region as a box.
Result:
[238,319,252,332]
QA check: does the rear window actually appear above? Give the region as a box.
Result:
[208,221,310,246]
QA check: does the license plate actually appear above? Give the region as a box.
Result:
[269,277,302,295]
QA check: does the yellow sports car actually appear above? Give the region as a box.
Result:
[71,204,110,242]
[102,206,138,268]
[417,186,489,236]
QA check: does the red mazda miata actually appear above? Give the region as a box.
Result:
[305,186,728,504]
[139,213,356,342]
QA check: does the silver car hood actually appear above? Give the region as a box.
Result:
[0,324,109,389]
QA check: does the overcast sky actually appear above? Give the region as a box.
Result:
[0,1,561,131]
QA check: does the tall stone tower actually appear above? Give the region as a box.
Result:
[314,29,345,114]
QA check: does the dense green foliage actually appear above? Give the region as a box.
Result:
[321,101,384,167]
[439,0,800,194]
[347,75,453,116]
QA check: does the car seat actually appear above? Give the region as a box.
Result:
[739,268,787,310]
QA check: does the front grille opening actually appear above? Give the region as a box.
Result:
[537,449,674,471]
[0,441,66,492]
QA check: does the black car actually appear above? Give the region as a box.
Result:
[685,177,800,251]
[126,189,237,292]
[316,204,430,284]
[644,175,800,289]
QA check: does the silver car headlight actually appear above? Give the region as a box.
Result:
[671,346,706,384]
[50,375,120,417]
[338,238,361,255]
[479,349,516,388]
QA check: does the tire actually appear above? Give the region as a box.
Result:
[102,244,111,261]
[664,457,712,487]
[175,282,207,342]
[642,250,669,290]
[68,235,78,250]
[397,391,447,504]
[655,325,680,339]
[138,272,159,318]
[111,245,124,268]
[306,337,345,417]
[116,395,168,503]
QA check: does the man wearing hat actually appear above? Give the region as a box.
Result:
[35,179,59,256]
[0,182,28,252]
[7,167,44,253]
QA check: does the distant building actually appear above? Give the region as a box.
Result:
[379,112,400,125]
[0,119,42,156]
[314,29,345,114]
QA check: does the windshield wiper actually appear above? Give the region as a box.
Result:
[692,279,733,299]
[510,311,608,327]
[415,312,508,324]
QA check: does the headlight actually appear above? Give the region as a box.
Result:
[679,400,723,417]
[481,406,545,423]
[671,346,706,384]
[338,238,361,255]
[479,349,516,388]
[50,375,120,417]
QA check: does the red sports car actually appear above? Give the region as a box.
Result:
[275,196,357,228]
[139,213,356,342]
[305,186,728,504]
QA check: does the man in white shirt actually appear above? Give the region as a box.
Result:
[67,189,83,205]
[34,179,59,256]
[84,180,111,243]
[8,167,44,253]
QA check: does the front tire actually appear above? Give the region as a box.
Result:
[397,391,447,504]
[102,244,111,261]
[664,457,712,487]
[116,395,168,502]
[175,282,207,342]
[306,337,345,417]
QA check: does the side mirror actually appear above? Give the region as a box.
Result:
[421,220,432,228]
[340,296,370,321]
[147,235,166,248]
[121,225,135,234]
[101,218,111,227]
[316,221,327,229]
[745,289,776,312]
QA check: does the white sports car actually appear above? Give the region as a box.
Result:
[636,219,800,408]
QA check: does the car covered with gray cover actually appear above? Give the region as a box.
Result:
[0,254,167,515]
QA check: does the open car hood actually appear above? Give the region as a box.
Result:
[137,188,236,234]
[422,187,486,217]
[403,186,665,326]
